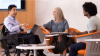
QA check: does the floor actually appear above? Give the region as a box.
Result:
[0,44,69,56]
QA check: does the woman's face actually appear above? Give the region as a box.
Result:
[53,9,57,18]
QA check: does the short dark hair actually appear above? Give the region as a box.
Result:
[83,2,97,16]
[8,5,17,11]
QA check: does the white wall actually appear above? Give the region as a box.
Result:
[35,0,100,32]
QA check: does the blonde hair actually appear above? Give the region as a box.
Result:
[55,7,65,21]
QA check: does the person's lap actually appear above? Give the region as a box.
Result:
[18,34,36,44]
[17,34,45,56]
[69,42,86,56]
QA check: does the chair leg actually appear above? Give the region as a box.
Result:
[5,49,11,56]
[20,49,27,55]
[14,49,17,56]
[26,50,30,56]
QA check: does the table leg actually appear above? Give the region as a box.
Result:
[17,49,20,56]
[34,49,37,56]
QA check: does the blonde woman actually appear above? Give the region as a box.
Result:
[41,7,75,56]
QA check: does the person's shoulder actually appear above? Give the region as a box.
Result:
[50,20,55,23]
[63,19,68,23]
[51,20,54,22]
[90,16,99,23]
[4,16,11,22]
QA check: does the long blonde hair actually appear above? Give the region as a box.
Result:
[55,7,65,21]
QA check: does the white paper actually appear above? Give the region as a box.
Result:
[45,34,59,37]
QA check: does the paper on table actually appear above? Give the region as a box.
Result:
[45,34,59,37]
[19,44,27,47]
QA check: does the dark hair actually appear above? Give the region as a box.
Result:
[8,5,17,11]
[83,2,97,16]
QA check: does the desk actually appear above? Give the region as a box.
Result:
[16,44,55,56]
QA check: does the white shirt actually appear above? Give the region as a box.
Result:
[87,16,100,33]
[4,15,25,34]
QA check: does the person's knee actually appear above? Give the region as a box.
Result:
[70,44,75,50]
[70,43,79,51]
[28,34,35,39]
[34,35,39,38]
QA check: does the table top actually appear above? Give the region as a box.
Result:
[45,34,59,37]
[67,35,77,37]
[84,39,100,42]
[50,32,69,35]
[16,44,55,50]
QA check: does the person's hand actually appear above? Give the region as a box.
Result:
[57,35,62,42]
[22,23,29,28]
[23,28,27,33]
[70,31,76,35]
[46,30,50,34]
[20,23,29,28]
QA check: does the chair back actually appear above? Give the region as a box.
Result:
[69,28,80,42]
[76,31,100,56]
[0,23,19,49]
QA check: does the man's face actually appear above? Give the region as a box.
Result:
[83,9,88,16]
[9,7,17,17]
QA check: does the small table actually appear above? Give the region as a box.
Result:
[84,39,100,42]
[67,35,77,37]
[45,32,69,37]
[50,32,69,35]
[84,39,100,44]
[16,44,55,56]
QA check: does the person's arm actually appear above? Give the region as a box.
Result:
[64,19,69,33]
[41,20,52,34]
[75,31,88,35]
[40,26,50,34]
[64,29,68,33]
[4,18,20,33]
[23,28,27,33]
[4,18,28,33]
[19,23,29,33]
[70,19,96,35]
[71,30,96,35]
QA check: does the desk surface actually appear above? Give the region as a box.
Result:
[16,44,55,50]
[84,39,100,42]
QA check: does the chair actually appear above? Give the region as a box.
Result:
[41,28,80,55]
[75,31,100,56]
[0,23,25,56]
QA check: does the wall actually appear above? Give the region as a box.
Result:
[35,0,100,32]
[0,0,35,29]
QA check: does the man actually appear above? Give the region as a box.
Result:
[69,2,100,56]
[4,5,46,56]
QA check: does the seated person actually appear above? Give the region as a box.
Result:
[41,7,75,56]
[69,2,100,56]
[4,5,46,56]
